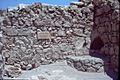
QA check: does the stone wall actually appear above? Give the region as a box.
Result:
[0,0,119,78]
[91,0,119,73]
[0,2,94,71]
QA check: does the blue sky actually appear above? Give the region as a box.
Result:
[0,0,78,9]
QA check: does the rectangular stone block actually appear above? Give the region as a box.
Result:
[37,31,51,40]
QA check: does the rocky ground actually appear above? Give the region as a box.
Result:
[4,60,112,80]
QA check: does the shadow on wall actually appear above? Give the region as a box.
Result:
[89,0,119,79]
[89,36,118,80]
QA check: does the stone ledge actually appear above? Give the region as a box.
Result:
[66,56,104,72]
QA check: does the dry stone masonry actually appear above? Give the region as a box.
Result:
[66,56,104,72]
[0,1,94,78]
[91,0,119,73]
[0,0,119,79]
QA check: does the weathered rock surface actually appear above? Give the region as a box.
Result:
[16,61,112,80]
[66,56,104,72]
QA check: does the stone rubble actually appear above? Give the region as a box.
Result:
[66,56,104,72]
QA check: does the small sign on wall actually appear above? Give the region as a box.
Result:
[37,31,52,41]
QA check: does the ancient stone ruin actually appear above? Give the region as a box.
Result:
[0,0,119,80]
